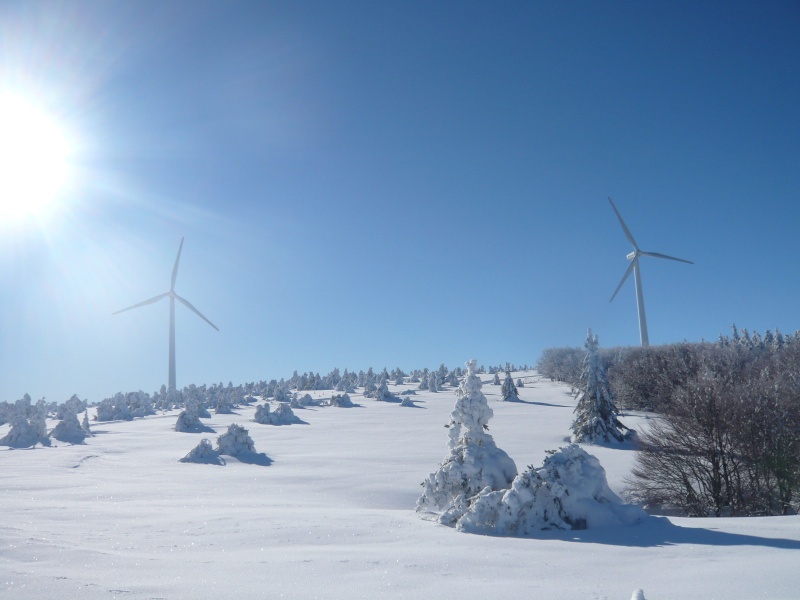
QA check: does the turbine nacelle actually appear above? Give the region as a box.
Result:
[626,250,636,261]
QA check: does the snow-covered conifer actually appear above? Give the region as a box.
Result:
[0,415,40,448]
[417,359,517,519]
[516,378,524,388]
[451,445,646,534]
[217,423,256,456]
[570,330,630,444]
[329,393,355,408]
[501,371,520,402]
[427,372,438,393]
[81,411,93,436]
[50,409,86,444]
[492,372,501,386]
[180,439,223,465]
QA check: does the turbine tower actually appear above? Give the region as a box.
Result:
[113,238,218,392]
[608,198,693,347]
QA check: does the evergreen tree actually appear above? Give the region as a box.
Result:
[570,330,630,443]
[501,371,520,401]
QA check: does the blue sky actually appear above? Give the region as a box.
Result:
[1,1,798,403]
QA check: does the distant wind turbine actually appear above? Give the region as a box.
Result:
[608,198,693,347]
[113,238,219,393]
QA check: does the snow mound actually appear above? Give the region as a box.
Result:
[50,411,87,444]
[180,438,224,465]
[399,397,416,407]
[453,444,647,535]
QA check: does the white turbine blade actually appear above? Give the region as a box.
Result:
[608,197,640,250]
[171,237,184,291]
[112,292,170,315]
[175,294,219,331]
[640,250,694,265]
[610,260,635,302]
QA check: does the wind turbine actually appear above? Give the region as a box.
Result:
[113,238,219,393]
[608,198,693,347]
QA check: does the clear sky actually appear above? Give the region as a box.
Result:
[1,1,798,403]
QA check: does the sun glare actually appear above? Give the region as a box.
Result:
[0,93,73,222]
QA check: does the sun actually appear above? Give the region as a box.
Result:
[0,93,73,222]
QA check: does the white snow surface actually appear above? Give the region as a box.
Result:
[3,372,800,599]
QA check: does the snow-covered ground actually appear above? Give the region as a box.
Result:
[3,372,799,599]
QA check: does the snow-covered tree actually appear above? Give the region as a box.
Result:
[0,415,42,448]
[329,393,355,408]
[175,397,213,433]
[255,402,302,425]
[217,423,256,456]
[81,411,93,436]
[570,329,630,443]
[427,372,438,393]
[417,359,517,518]
[492,372,501,386]
[180,438,223,465]
[501,371,520,402]
[450,445,647,534]
[50,409,86,444]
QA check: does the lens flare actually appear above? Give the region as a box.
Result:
[0,93,73,222]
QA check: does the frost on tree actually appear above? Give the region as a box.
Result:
[50,410,87,444]
[452,444,647,535]
[417,359,517,519]
[501,371,520,402]
[571,330,630,444]
[492,372,501,386]
[180,438,224,465]
[217,423,256,456]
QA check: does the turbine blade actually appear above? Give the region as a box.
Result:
[112,292,170,315]
[610,260,635,302]
[174,294,219,331]
[171,237,184,291]
[608,197,639,250]
[639,251,694,265]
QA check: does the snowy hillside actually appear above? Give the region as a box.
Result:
[3,371,799,599]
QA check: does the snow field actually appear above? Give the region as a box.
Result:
[2,372,800,599]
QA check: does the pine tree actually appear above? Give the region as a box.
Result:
[570,329,630,443]
[500,371,520,401]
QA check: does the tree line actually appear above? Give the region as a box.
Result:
[538,327,800,517]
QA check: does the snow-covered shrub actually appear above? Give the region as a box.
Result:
[394,374,404,386]
[417,359,517,516]
[180,438,223,465]
[427,372,438,393]
[571,330,630,443]
[492,372,501,385]
[214,394,233,414]
[217,424,256,456]
[451,445,647,534]
[329,393,354,408]
[516,378,524,388]
[50,410,87,444]
[175,398,213,433]
[399,396,416,407]
[372,378,394,402]
[501,372,520,402]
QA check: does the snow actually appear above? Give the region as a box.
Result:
[3,371,800,599]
